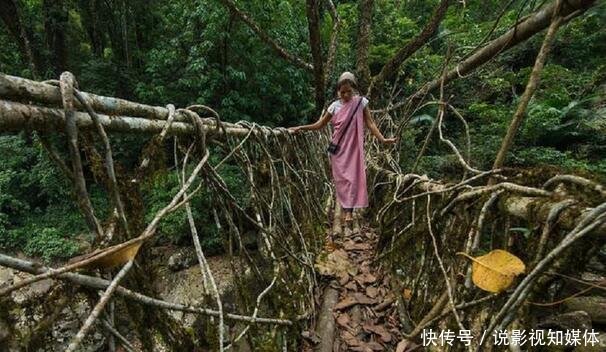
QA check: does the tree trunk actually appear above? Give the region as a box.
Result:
[490,14,563,181]
[0,0,40,77]
[368,0,451,100]
[43,0,69,74]
[78,0,104,56]
[218,0,313,72]
[355,0,373,93]
[380,0,596,112]
[120,0,131,68]
[315,286,339,352]
[306,0,325,115]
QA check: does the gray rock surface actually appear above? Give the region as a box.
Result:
[564,296,606,324]
[538,310,592,331]
[167,247,197,271]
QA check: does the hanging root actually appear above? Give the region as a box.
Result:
[0,71,330,350]
[369,162,606,350]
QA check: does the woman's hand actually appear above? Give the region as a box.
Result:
[289,126,302,134]
[381,136,397,144]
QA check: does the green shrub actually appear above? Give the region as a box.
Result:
[22,227,79,261]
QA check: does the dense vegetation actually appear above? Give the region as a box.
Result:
[1,0,605,261]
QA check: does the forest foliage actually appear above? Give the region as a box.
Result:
[0,0,605,260]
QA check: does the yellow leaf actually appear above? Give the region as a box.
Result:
[77,240,143,270]
[457,249,526,293]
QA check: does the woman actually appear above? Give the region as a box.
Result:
[289,72,396,223]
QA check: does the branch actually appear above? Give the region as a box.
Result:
[0,253,294,326]
[376,0,596,113]
[481,202,606,349]
[490,11,563,181]
[101,319,136,352]
[368,0,451,99]
[0,99,289,137]
[306,0,326,110]
[65,260,134,352]
[0,149,208,297]
[60,72,104,240]
[218,0,313,71]
[543,174,606,198]
[177,144,225,352]
[74,89,130,236]
[425,195,471,352]
[324,0,340,90]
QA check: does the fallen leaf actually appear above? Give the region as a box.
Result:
[458,249,526,293]
[367,341,385,351]
[336,296,359,310]
[355,272,377,285]
[396,339,419,352]
[315,249,354,279]
[366,286,378,298]
[375,294,395,311]
[363,324,392,343]
[355,243,372,250]
[342,331,361,347]
[336,313,350,328]
[338,273,350,285]
[382,275,390,286]
[344,240,371,251]
[345,281,358,291]
[353,292,376,305]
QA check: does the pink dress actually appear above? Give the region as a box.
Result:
[328,96,368,209]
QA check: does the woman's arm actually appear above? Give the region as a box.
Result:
[289,110,332,133]
[363,106,396,144]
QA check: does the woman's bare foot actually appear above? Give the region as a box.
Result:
[344,213,353,223]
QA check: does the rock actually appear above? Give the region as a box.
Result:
[564,297,606,324]
[0,267,14,287]
[167,248,197,271]
[573,332,606,352]
[581,272,605,282]
[10,278,54,305]
[538,311,592,331]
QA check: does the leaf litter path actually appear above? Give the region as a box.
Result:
[307,210,420,352]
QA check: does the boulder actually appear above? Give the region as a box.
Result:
[537,311,592,331]
[11,277,54,305]
[564,297,606,324]
[573,332,606,352]
[167,248,197,271]
[0,267,14,287]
